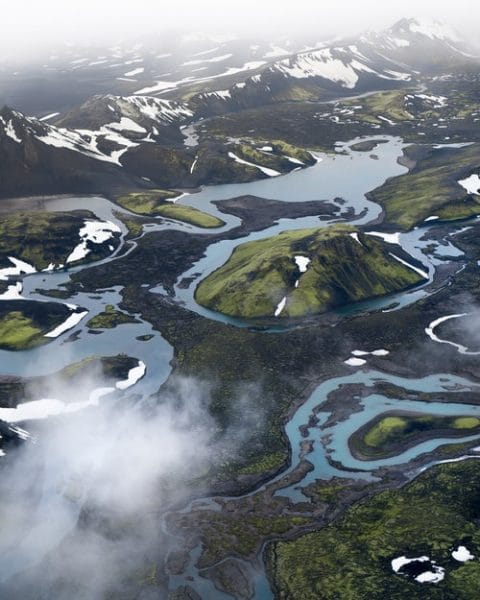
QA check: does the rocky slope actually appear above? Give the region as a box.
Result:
[0,106,143,197]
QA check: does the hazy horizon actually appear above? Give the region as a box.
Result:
[1,0,478,61]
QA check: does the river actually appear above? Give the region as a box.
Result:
[0,136,477,598]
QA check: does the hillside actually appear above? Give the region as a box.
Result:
[368,143,480,230]
[195,225,426,318]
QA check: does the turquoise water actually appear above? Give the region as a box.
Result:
[0,138,475,597]
[172,138,469,327]
[276,371,480,502]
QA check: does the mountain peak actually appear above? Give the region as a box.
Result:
[0,105,16,119]
[389,17,460,43]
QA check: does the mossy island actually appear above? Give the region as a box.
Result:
[195,225,426,319]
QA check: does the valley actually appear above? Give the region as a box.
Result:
[1,13,480,600]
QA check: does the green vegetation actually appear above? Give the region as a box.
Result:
[87,304,138,330]
[352,412,480,459]
[232,144,291,172]
[368,143,480,230]
[116,191,224,228]
[0,210,110,270]
[136,334,154,342]
[230,141,315,171]
[152,203,224,228]
[54,354,138,382]
[0,311,43,350]
[304,479,367,505]
[364,416,407,447]
[0,354,140,409]
[268,459,480,600]
[172,510,312,569]
[454,417,480,429]
[116,189,179,213]
[270,139,315,164]
[115,214,144,239]
[237,451,287,475]
[195,225,424,318]
[0,300,72,350]
[347,90,415,124]
[191,142,270,185]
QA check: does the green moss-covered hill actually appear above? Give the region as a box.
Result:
[115,191,225,228]
[368,143,480,230]
[351,412,480,460]
[195,225,425,318]
[267,459,480,600]
[0,300,73,350]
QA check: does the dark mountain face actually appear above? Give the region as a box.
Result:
[0,106,143,198]
[54,94,194,147]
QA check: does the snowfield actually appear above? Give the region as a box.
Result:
[124,67,144,77]
[0,257,36,281]
[344,357,367,367]
[0,117,22,143]
[391,555,445,584]
[44,310,89,339]
[0,281,23,300]
[458,174,480,195]
[0,386,114,423]
[116,361,147,390]
[66,220,121,264]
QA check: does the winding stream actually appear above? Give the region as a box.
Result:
[0,137,477,597]
[173,137,467,327]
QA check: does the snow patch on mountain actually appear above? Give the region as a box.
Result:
[275,48,363,88]
[38,123,135,166]
[458,174,480,195]
[106,117,146,134]
[200,89,232,101]
[0,116,22,143]
[66,220,121,264]
[408,18,460,42]
[228,151,281,177]
[0,257,36,281]
[109,95,193,124]
[33,94,193,166]
[182,53,233,67]
[134,61,266,96]
[271,46,411,89]
[124,67,144,77]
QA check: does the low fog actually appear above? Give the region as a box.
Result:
[1,0,479,60]
[0,369,260,598]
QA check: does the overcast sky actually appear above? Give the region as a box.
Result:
[1,0,478,59]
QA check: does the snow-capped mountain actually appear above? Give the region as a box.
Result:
[55,95,194,147]
[363,18,474,68]
[0,33,307,117]
[0,18,472,119]
[0,18,477,199]
[272,17,472,82]
[183,18,476,115]
[57,95,192,129]
[0,106,142,197]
